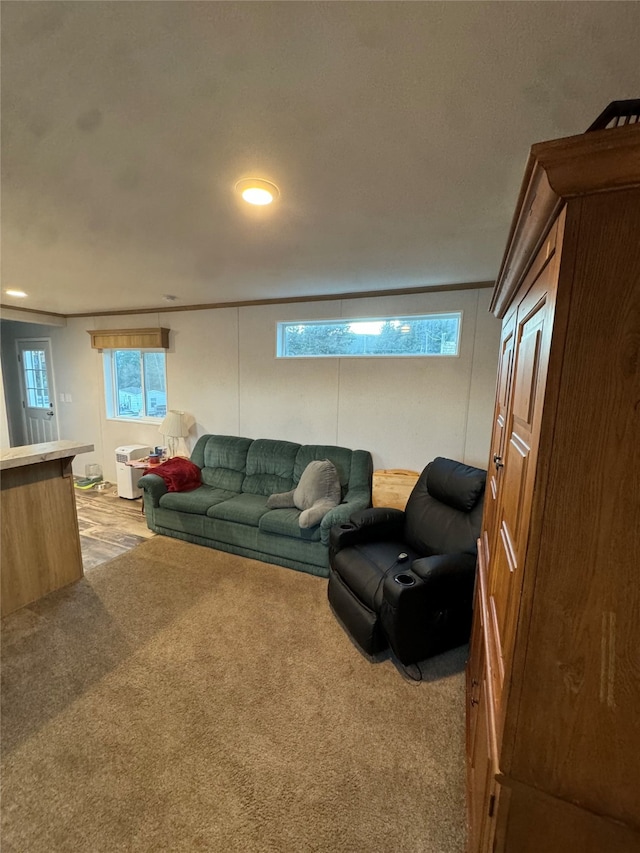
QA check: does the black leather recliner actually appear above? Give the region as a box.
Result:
[328,457,486,665]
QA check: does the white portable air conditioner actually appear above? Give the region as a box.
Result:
[115,445,151,499]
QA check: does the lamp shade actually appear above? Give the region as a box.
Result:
[159,410,189,438]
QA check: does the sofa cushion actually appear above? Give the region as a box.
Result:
[191,435,252,492]
[159,486,237,515]
[206,493,271,526]
[242,439,300,497]
[259,508,323,542]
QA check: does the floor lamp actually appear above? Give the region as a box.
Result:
[159,410,189,458]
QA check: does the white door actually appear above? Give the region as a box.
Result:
[16,339,58,444]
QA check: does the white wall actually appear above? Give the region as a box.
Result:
[3,289,501,481]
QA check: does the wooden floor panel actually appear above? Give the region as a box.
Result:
[74,484,154,570]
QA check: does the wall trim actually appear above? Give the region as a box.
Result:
[0,305,67,325]
[1,281,495,321]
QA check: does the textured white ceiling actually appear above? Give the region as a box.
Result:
[1,1,639,315]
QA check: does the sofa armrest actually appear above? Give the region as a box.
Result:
[328,506,406,551]
[320,488,374,546]
[138,473,168,508]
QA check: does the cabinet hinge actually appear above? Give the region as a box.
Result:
[488,794,496,818]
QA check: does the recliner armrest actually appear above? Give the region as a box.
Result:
[382,552,476,611]
[329,507,405,551]
[410,552,477,602]
[380,551,477,664]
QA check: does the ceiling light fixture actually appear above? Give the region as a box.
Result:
[235,178,280,206]
[5,289,28,298]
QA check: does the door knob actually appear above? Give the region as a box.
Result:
[493,454,504,469]
[46,410,54,417]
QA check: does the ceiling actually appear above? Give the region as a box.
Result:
[2,1,639,317]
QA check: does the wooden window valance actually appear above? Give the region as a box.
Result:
[87,328,170,350]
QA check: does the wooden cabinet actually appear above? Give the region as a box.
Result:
[466,116,640,851]
[467,546,500,853]
[372,469,420,510]
[1,441,93,616]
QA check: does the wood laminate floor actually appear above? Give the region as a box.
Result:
[74,483,154,570]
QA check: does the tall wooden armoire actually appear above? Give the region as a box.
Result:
[466,102,640,852]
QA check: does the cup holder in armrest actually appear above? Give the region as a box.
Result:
[339,523,355,531]
[394,573,416,587]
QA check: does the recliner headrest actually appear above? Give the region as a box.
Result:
[426,457,486,512]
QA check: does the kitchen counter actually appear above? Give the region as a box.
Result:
[0,440,94,470]
[1,440,94,616]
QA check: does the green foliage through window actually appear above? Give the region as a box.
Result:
[277,314,462,358]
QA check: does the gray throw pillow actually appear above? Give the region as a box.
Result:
[266,459,341,528]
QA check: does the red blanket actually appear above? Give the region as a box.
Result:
[149,456,202,492]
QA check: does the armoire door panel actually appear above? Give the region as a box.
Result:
[467,596,484,760]
[489,521,515,647]
[467,605,485,851]
[498,781,640,853]
[507,189,640,828]
[510,323,543,430]
[486,246,559,708]
[483,312,516,565]
[500,434,530,551]
[486,527,510,711]
[467,641,500,853]
[467,119,640,853]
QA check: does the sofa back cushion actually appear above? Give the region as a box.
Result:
[191,434,252,492]
[242,438,300,496]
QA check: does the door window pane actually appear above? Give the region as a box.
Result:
[22,349,50,408]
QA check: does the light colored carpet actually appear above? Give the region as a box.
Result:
[1,536,467,852]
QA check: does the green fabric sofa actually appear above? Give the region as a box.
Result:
[138,434,373,577]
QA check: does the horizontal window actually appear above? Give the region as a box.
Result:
[103,349,167,420]
[276,313,462,358]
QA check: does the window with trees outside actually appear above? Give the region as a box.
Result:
[276,313,462,358]
[103,350,167,420]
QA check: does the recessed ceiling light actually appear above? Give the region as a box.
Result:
[5,289,28,298]
[235,178,280,206]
